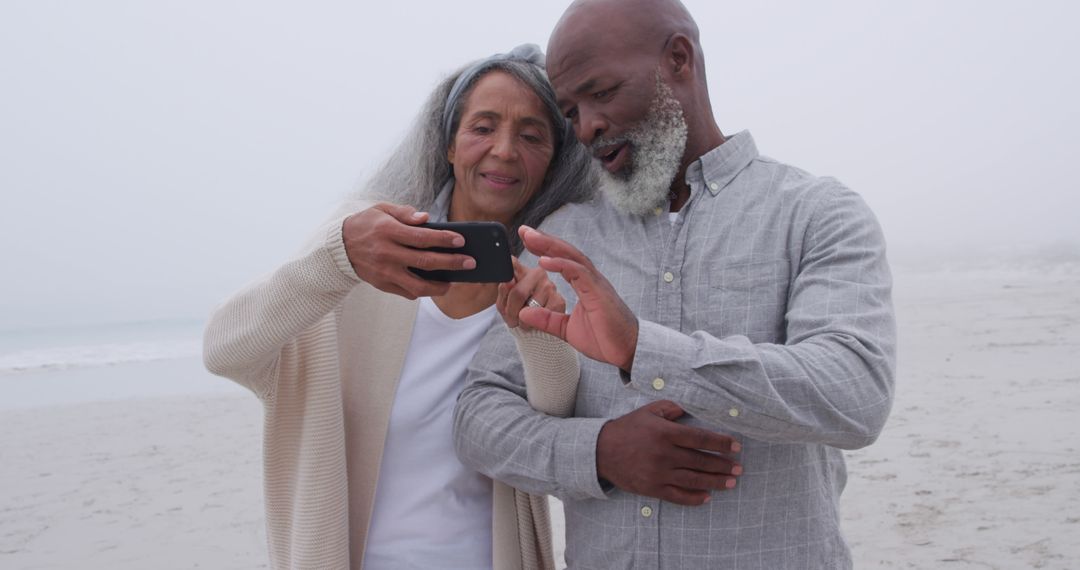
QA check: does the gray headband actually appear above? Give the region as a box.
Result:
[441,43,559,148]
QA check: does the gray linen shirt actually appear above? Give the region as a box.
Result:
[454,131,896,569]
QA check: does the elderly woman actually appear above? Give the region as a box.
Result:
[203,45,592,569]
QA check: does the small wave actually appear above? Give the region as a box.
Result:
[0,340,202,375]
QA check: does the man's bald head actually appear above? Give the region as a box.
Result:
[547,0,704,82]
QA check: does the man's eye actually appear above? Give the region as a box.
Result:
[564,108,578,120]
[597,85,623,100]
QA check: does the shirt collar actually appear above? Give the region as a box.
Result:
[686,130,759,197]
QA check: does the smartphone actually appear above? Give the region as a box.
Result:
[409,221,513,283]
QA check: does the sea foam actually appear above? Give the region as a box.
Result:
[0,339,201,375]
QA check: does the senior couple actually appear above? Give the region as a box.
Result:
[204,1,896,568]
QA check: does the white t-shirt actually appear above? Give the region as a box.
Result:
[362,297,498,570]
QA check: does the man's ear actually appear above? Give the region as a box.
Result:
[665,34,695,81]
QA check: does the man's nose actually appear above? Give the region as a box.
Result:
[574,107,607,146]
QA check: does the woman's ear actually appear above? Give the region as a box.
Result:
[447,141,456,164]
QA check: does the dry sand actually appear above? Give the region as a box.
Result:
[2,264,1078,569]
[0,392,268,569]
[838,265,1080,568]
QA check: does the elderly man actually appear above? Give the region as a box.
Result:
[453,0,896,567]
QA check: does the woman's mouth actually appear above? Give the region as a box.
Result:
[481,173,519,189]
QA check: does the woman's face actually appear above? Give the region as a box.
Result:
[447,71,556,226]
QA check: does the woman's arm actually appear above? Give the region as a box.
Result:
[496,258,580,417]
[510,328,579,417]
[202,204,364,397]
[203,200,474,397]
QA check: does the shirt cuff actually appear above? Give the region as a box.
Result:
[327,214,363,283]
[553,417,611,500]
[625,319,695,391]
[626,320,806,437]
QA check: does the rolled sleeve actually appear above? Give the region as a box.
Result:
[628,319,808,440]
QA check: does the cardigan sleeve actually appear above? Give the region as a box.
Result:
[508,327,580,418]
[202,200,367,398]
[505,328,577,570]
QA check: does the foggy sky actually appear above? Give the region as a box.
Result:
[2,1,1078,330]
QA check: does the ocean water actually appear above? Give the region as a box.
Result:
[0,320,202,373]
[0,320,246,410]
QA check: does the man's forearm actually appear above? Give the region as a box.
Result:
[454,323,609,501]
[627,320,895,449]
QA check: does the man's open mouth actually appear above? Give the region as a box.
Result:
[595,142,630,173]
[596,143,624,163]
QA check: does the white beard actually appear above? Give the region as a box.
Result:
[592,76,689,217]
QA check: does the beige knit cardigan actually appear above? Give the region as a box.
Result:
[203,199,579,569]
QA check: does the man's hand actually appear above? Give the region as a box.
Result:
[597,400,742,506]
[342,203,476,299]
[516,225,639,371]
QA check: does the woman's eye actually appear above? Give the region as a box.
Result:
[564,108,578,120]
[473,126,493,134]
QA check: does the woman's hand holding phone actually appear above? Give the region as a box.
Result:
[408,222,513,283]
[342,203,476,300]
[497,257,566,330]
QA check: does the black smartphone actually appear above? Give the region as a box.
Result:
[409,221,513,283]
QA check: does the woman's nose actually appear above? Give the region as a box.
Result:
[489,130,519,161]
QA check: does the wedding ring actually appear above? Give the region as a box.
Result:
[527,298,543,309]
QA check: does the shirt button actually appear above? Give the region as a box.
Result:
[728,408,740,418]
[654,206,664,215]
[663,272,674,283]
[709,182,719,191]
[651,377,665,391]
[640,506,653,518]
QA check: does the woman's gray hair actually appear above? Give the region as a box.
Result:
[359,44,595,254]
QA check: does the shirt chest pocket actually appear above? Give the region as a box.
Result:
[702,258,790,343]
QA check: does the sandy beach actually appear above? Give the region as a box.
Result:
[839,262,1080,568]
[2,263,1078,569]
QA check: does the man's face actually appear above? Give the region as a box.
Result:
[549,45,658,173]
[549,45,688,215]
[591,76,688,215]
